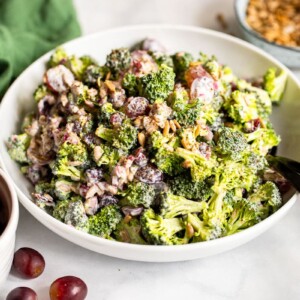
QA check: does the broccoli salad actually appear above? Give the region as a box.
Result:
[7,38,289,245]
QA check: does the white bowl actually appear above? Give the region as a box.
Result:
[0,25,299,262]
[0,169,19,287]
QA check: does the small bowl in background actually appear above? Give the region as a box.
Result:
[0,169,19,288]
[235,0,300,68]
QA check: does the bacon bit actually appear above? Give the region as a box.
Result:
[124,214,132,224]
[169,120,176,132]
[163,120,170,136]
[186,223,195,239]
[105,80,116,92]
[182,160,192,168]
[173,119,181,129]
[138,132,146,147]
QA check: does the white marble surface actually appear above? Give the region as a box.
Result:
[2,0,300,299]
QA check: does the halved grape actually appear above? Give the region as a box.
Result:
[6,287,37,300]
[49,276,88,300]
[13,247,45,279]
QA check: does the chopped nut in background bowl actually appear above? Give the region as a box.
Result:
[235,0,300,68]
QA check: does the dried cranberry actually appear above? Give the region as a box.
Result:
[110,113,124,128]
[82,133,100,147]
[135,165,163,184]
[133,148,148,167]
[85,168,103,184]
[230,82,238,91]
[244,118,262,133]
[79,184,89,197]
[198,142,212,159]
[125,97,149,119]
[98,194,119,208]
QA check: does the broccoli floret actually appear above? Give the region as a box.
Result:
[169,174,212,201]
[58,141,88,164]
[66,55,95,79]
[82,65,108,86]
[158,192,207,219]
[51,157,82,181]
[53,199,69,221]
[54,179,78,200]
[7,133,31,164]
[122,73,138,96]
[188,213,223,241]
[203,59,221,80]
[64,197,89,232]
[138,65,175,103]
[95,123,137,151]
[243,152,267,172]
[263,67,287,103]
[215,127,249,161]
[151,52,174,68]
[35,181,54,196]
[148,131,184,176]
[172,52,194,82]
[226,198,261,235]
[246,128,280,155]
[153,148,185,176]
[140,208,189,245]
[53,197,89,232]
[225,90,259,123]
[168,86,189,111]
[237,80,272,119]
[105,48,131,78]
[114,218,147,244]
[248,181,282,214]
[176,147,217,182]
[120,182,156,208]
[88,204,122,237]
[48,47,68,68]
[92,144,123,168]
[202,159,258,232]
[173,100,203,127]
[33,84,49,102]
[98,102,117,125]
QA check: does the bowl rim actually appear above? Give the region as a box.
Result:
[234,0,300,53]
[0,24,299,253]
[0,169,19,242]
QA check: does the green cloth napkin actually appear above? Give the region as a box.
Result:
[0,0,81,97]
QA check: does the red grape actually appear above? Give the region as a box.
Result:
[6,287,37,300]
[125,97,149,119]
[13,248,45,279]
[45,65,74,93]
[49,276,88,300]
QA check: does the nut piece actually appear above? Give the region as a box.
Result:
[138,132,146,147]
[246,0,300,48]
[163,120,170,136]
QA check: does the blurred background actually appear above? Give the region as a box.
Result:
[74,0,237,36]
